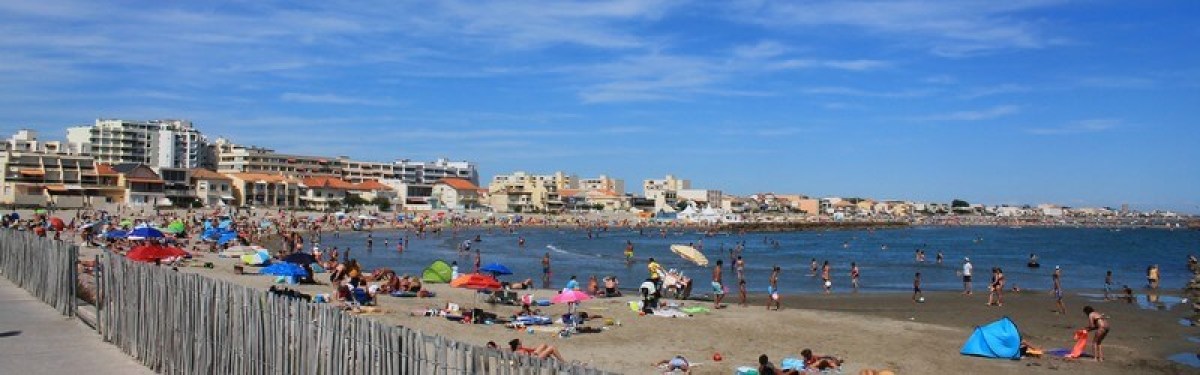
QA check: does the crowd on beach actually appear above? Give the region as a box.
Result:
[2,205,1196,373]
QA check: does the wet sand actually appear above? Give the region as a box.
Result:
[132,248,1199,375]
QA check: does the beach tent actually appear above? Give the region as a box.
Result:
[961,317,1022,360]
[422,260,453,283]
[241,250,271,266]
[217,231,240,245]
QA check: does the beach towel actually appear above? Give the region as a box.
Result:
[681,306,710,314]
[652,309,690,318]
[780,358,805,371]
[515,315,552,325]
[391,291,417,298]
[1065,329,1089,358]
[735,366,759,375]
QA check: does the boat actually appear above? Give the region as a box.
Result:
[670,244,709,267]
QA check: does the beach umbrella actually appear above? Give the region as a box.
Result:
[217,231,240,245]
[127,226,165,240]
[259,219,272,229]
[102,230,128,239]
[118,219,133,228]
[260,262,308,277]
[241,250,271,266]
[126,244,188,263]
[218,219,232,229]
[479,262,513,276]
[48,217,65,231]
[551,290,592,305]
[34,208,47,215]
[450,273,502,290]
[281,252,317,265]
[165,221,186,234]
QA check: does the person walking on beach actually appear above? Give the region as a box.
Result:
[712,260,725,308]
[913,272,923,303]
[850,262,860,292]
[961,258,974,295]
[1053,266,1066,314]
[768,266,781,311]
[541,252,551,289]
[738,278,748,307]
[988,267,1005,307]
[1083,306,1110,362]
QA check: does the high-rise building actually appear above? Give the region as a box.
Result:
[67,119,210,169]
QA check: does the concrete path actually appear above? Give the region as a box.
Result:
[0,277,155,374]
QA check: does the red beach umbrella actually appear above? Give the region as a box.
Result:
[450,273,502,290]
[127,244,189,263]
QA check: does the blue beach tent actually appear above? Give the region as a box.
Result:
[961,317,1022,360]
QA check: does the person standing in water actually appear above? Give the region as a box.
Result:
[913,272,923,303]
[1103,270,1114,300]
[849,262,860,292]
[541,252,552,288]
[961,258,974,295]
[821,261,832,294]
[809,258,818,276]
[1147,264,1159,290]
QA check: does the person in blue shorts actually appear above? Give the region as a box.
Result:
[767,266,781,311]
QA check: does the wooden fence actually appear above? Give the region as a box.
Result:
[0,230,77,316]
[98,252,617,375]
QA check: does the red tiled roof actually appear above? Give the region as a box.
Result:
[301,176,355,190]
[436,178,480,191]
[190,168,231,181]
[352,179,391,191]
[94,163,119,176]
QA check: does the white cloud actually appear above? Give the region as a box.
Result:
[961,84,1031,99]
[1026,119,1121,135]
[801,86,933,98]
[733,0,1068,56]
[918,105,1020,121]
[279,92,396,106]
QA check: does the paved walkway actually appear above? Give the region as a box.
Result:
[0,277,155,374]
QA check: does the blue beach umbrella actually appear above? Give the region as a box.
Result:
[218,219,233,229]
[102,230,127,239]
[260,262,308,277]
[479,262,513,276]
[217,231,240,245]
[126,227,165,240]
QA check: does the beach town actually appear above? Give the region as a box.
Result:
[3,2,1199,375]
[0,120,1197,374]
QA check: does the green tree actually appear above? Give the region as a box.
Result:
[372,197,392,212]
[951,199,970,208]
[344,194,368,207]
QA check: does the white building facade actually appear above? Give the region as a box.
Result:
[68,119,210,169]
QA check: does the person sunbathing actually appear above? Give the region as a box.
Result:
[508,278,534,290]
[653,355,691,374]
[407,279,423,293]
[507,339,564,361]
[801,349,843,370]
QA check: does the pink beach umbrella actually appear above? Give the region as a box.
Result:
[551,290,592,304]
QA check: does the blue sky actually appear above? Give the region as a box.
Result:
[1,1,1197,212]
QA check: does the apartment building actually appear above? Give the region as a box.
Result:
[67,119,210,169]
[578,174,625,195]
[190,169,233,206]
[111,164,166,206]
[226,173,301,208]
[0,130,121,208]
[487,171,576,213]
[643,175,691,212]
[214,139,342,178]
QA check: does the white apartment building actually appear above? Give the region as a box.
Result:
[67,119,209,169]
[214,139,343,178]
[676,188,723,208]
[643,175,690,212]
[395,158,478,185]
[578,174,625,195]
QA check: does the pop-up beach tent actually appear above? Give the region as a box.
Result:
[422,260,453,283]
[961,317,1022,360]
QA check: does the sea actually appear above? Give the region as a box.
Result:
[311,226,1199,295]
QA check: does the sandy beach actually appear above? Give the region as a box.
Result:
[96,246,1194,375]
